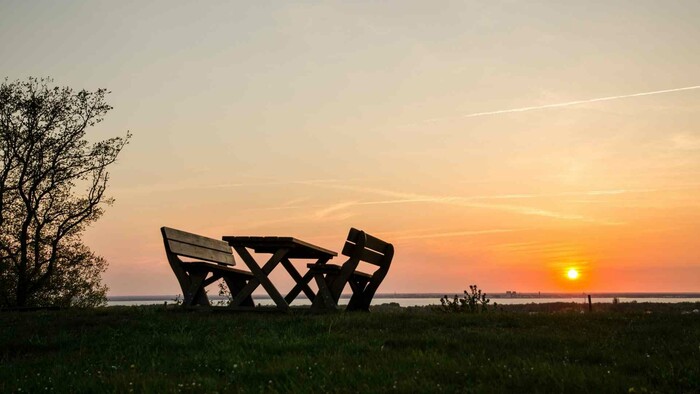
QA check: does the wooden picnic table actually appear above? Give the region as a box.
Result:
[222,236,337,311]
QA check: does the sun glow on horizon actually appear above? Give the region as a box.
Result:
[566,268,580,280]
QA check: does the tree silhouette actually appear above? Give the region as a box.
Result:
[0,77,130,307]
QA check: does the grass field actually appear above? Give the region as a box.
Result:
[1,303,699,393]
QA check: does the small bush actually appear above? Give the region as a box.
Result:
[217,282,232,306]
[438,285,490,313]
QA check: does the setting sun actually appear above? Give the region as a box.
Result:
[566,269,580,280]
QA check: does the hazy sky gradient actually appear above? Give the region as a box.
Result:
[2,1,699,295]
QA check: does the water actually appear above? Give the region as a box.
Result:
[107,295,700,307]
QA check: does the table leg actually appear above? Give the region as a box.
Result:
[285,270,314,304]
[232,246,290,311]
[282,257,325,304]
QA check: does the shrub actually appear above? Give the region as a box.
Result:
[439,285,490,313]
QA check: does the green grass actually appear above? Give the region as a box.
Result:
[1,304,699,393]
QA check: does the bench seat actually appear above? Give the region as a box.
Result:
[308,263,372,278]
[186,261,254,277]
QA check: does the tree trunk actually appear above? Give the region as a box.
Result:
[16,276,28,307]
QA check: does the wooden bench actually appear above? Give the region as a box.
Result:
[309,228,394,312]
[161,227,254,307]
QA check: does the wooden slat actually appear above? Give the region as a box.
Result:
[223,236,285,249]
[185,261,253,277]
[307,263,342,271]
[347,228,389,253]
[222,236,337,258]
[351,270,373,279]
[341,242,385,265]
[168,240,235,265]
[162,227,231,253]
[287,238,337,256]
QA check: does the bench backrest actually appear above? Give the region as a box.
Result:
[161,227,235,266]
[342,227,393,268]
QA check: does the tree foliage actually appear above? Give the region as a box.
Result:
[0,77,129,307]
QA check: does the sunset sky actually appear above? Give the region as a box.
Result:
[2,1,699,295]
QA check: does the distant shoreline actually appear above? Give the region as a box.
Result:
[108,292,700,302]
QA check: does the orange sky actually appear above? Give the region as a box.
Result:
[2,1,699,295]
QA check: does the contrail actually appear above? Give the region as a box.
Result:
[426,85,700,122]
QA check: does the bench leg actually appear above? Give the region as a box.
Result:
[185,271,210,306]
[347,294,369,311]
[224,275,254,307]
[310,272,339,312]
[346,276,371,312]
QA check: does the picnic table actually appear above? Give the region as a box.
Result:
[222,236,337,311]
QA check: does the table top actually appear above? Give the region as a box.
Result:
[222,236,337,259]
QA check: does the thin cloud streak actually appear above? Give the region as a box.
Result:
[245,184,700,226]
[424,85,700,122]
[314,201,357,220]
[112,179,343,195]
[392,228,532,241]
[247,198,442,212]
[246,188,666,214]
[314,184,624,226]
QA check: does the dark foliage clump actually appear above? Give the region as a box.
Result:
[439,284,490,313]
[0,77,129,307]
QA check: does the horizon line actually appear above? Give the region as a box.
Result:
[107,292,700,300]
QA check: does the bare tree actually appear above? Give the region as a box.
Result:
[0,77,130,307]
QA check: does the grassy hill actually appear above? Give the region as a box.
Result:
[1,304,699,393]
